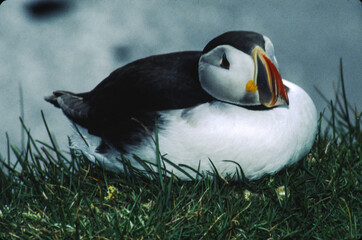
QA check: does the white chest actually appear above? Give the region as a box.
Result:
[71,81,317,180]
[124,81,317,179]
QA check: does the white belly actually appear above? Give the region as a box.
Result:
[71,80,317,180]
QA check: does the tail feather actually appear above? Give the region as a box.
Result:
[44,91,90,124]
[44,93,60,107]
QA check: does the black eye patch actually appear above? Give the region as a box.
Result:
[220,53,230,69]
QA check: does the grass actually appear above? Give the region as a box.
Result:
[0,60,361,239]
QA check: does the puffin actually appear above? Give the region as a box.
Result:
[45,31,317,180]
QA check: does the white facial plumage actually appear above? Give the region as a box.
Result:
[198,45,259,106]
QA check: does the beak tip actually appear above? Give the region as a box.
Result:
[281,92,289,106]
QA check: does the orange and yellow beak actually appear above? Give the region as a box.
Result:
[249,46,289,108]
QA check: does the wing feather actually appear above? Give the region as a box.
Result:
[45,51,213,148]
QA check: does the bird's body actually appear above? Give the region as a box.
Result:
[46,31,317,180]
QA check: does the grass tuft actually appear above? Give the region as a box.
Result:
[0,62,361,239]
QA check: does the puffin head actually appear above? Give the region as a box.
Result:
[198,31,289,108]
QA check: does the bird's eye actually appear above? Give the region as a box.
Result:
[220,53,230,69]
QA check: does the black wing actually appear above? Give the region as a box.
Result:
[45,51,213,148]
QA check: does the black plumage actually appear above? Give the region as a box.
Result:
[202,31,265,54]
[46,51,213,150]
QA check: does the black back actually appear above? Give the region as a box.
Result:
[70,51,213,150]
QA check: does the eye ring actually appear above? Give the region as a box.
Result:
[220,53,230,69]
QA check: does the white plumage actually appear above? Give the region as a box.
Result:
[71,80,317,180]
